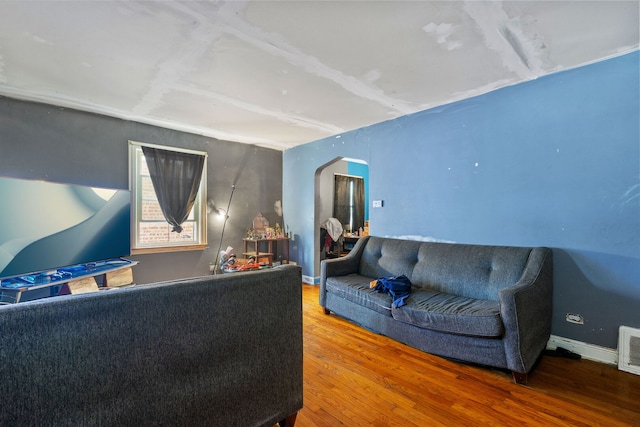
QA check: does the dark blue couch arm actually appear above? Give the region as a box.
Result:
[320,236,369,307]
[499,247,554,377]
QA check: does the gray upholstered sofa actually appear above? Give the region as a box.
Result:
[320,236,553,384]
[0,265,303,426]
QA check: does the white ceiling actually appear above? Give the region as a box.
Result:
[0,1,638,151]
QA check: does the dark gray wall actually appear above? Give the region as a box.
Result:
[0,96,283,284]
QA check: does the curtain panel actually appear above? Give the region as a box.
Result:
[142,146,206,233]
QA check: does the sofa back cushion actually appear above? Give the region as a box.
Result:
[359,237,424,279]
[360,237,533,301]
[412,242,532,300]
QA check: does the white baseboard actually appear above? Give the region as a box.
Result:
[547,335,618,366]
[302,275,319,285]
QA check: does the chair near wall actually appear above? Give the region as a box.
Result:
[320,218,344,259]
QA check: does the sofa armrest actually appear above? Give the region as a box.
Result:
[499,247,553,374]
[319,236,369,307]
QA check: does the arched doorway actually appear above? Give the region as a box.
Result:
[313,157,368,280]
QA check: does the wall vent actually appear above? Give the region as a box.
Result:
[618,326,640,376]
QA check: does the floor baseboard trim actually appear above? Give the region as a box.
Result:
[547,335,617,366]
[302,275,319,285]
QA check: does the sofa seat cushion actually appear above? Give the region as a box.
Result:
[391,289,504,337]
[325,274,392,316]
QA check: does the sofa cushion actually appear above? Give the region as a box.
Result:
[325,274,392,316]
[410,243,532,301]
[391,289,504,337]
[359,238,423,280]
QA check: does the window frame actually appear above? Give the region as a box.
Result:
[128,141,208,254]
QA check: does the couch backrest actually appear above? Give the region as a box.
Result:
[359,237,535,301]
[0,265,303,426]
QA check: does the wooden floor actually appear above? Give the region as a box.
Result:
[296,284,640,426]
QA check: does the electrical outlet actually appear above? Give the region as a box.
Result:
[566,313,584,324]
[209,263,216,273]
[373,200,384,208]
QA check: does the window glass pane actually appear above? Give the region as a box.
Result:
[138,221,197,245]
[141,200,166,221]
[169,222,195,242]
[139,154,150,175]
[141,176,157,200]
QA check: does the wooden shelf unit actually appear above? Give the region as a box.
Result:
[242,238,290,266]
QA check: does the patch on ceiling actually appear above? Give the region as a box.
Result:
[25,32,54,46]
[498,18,548,73]
[363,69,381,83]
[463,1,548,79]
[422,22,462,51]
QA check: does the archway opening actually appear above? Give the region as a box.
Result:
[313,157,369,280]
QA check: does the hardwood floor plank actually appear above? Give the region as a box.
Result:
[298,284,640,426]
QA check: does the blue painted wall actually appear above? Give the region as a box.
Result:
[283,51,640,349]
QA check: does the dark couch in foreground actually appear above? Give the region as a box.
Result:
[0,265,303,426]
[320,236,553,384]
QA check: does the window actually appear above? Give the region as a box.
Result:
[333,174,365,233]
[129,141,207,254]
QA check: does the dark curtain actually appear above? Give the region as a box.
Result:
[333,175,350,229]
[333,175,364,232]
[142,146,205,233]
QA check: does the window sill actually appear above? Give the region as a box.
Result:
[131,244,208,255]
